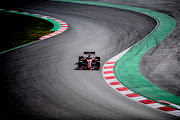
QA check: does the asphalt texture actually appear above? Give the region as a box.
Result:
[92,0,180,97]
[0,1,179,120]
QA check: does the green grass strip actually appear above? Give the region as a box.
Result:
[52,0,180,105]
[0,9,61,54]
[0,10,61,31]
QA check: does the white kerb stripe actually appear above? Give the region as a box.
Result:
[111,84,125,89]
[103,68,114,71]
[166,110,180,116]
[105,79,119,83]
[130,96,147,101]
[146,103,165,108]
[103,73,115,77]
[118,90,134,95]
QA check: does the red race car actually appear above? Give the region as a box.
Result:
[75,52,100,70]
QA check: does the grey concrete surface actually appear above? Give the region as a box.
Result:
[0,1,179,120]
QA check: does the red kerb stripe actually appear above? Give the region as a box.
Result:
[116,87,129,91]
[105,76,115,80]
[39,37,46,39]
[139,99,156,104]
[157,106,176,111]
[109,82,120,85]
[57,30,64,32]
[61,26,67,27]
[52,32,59,34]
[104,71,113,74]
[106,62,116,64]
[125,93,140,97]
[104,66,114,69]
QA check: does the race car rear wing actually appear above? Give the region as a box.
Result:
[84,52,95,55]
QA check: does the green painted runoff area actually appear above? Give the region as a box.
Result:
[52,0,180,105]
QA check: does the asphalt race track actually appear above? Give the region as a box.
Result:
[91,0,180,98]
[0,1,179,120]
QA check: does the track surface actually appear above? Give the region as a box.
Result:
[0,1,179,120]
[92,0,180,97]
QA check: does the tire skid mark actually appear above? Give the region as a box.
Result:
[51,1,180,117]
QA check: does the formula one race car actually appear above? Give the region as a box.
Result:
[75,52,100,70]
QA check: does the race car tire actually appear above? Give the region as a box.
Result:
[95,56,100,61]
[96,61,100,67]
[78,61,83,67]
[79,56,84,61]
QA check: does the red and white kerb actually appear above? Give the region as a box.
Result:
[7,10,68,40]
[102,48,180,117]
[39,17,68,40]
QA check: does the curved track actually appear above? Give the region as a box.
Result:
[0,1,179,120]
[93,0,180,98]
